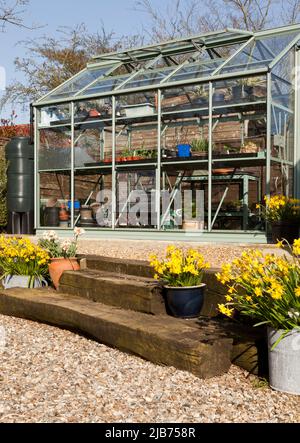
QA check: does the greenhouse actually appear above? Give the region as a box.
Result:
[33,24,300,242]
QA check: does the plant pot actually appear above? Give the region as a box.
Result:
[164,284,206,318]
[2,275,48,289]
[232,85,254,100]
[268,327,300,395]
[131,156,141,161]
[182,220,203,230]
[48,257,80,290]
[213,92,225,103]
[89,109,100,118]
[44,207,60,227]
[104,158,112,163]
[270,221,300,244]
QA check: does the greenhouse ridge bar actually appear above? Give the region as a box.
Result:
[33,24,300,242]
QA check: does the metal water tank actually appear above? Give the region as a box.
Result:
[5,137,34,234]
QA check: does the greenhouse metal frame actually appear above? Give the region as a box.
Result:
[33,24,300,242]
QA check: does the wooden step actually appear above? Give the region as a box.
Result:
[59,269,166,315]
[78,255,153,278]
[77,255,227,317]
[0,288,233,379]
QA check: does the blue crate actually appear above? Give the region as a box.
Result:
[177,144,191,157]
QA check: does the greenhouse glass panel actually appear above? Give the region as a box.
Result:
[161,170,207,232]
[74,98,113,121]
[74,172,113,228]
[39,103,71,126]
[116,92,157,118]
[44,65,117,101]
[81,74,130,96]
[167,59,223,83]
[161,84,209,114]
[74,122,113,167]
[119,66,175,90]
[38,126,71,171]
[116,169,157,229]
[39,171,71,228]
[270,49,295,165]
[219,30,300,74]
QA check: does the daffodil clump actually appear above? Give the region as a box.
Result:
[0,236,50,285]
[257,195,300,222]
[149,246,210,287]
[217,241,300,338]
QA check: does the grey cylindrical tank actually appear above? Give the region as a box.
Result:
[5,137,34,212]
[268,327,300,395]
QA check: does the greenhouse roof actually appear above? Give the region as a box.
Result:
[35,24,300,106]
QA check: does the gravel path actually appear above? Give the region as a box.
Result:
[0,314,299,423]
[77,239,280,269]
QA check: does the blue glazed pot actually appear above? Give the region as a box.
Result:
[164,284,206,318]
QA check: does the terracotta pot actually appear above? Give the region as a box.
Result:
[48,258,80,290]
[89,109,100,117]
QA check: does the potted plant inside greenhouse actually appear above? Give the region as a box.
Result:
[257,195,300,244]
[0,236,49,289]
[190,138,209,158]
[192,85,209,106]
[38,228,85,289]
[217,242,300,395]
[231,77,258,100]
[149,246,210,318]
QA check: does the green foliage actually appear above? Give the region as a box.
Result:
[190,139,209,152]
[0,236,50,286]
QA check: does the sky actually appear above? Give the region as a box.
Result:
[0,0,163,123]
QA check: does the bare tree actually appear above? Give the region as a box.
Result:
[280,0,300,24]
[0,0,31,30]
[135,0,300,42]
[1,24,143,107]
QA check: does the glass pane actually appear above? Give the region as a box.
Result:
[161,170,207,232]
[44,66,117,101]
[161,84,209,113]
[116,169,157,229]
[74,122,113,167]
[212,78,267,160]
[75,98,113,121]
[210,166,265,231]
[38,127,71,170]
[271,50,295,109]
[212,76,267,107]
[39,104,71,126]
[75,172,112,228]
[119,66,175,90]
[271,49,295,162]
[39,171,71,228]
[270,163,294,197]
[271,107,294,163]
[116,92,157,118]
[168,59,222,83]
[161,115,209,162]
[82,74,130,96]
[220,31,300,74]
[115,120,158,163]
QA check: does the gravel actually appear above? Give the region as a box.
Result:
[77,239,281,269]
[0,314,299,423]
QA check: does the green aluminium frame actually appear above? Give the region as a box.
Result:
[33,24,300,242]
